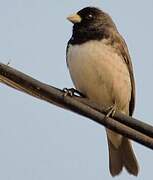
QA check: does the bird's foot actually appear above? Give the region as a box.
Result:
[104,104,117,120]
[63,88,85,97]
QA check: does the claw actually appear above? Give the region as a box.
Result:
[104,104,117,120]
[63,88,74,97]
[63,88,85,97]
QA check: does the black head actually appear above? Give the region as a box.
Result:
[67,7,117,44]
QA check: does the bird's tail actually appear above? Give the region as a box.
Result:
[107,136,139,176]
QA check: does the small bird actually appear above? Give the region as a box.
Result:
[66,7,139,176]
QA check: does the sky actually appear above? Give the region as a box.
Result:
[0,0,153,180]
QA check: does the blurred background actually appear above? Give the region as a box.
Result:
[0,1,153,180]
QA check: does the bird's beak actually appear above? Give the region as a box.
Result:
[67,14,82,24]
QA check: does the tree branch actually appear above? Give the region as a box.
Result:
[0,62,153,150]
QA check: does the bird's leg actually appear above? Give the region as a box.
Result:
[104,104,117,120]
[63,88,85,97]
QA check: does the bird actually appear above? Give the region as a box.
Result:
[66,7,139,176]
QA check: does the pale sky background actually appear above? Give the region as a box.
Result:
[0,1,153,180]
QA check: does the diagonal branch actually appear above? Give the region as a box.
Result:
[0,63,153,149]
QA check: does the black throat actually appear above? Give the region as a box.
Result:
[69,24,110,45]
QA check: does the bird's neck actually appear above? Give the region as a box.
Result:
[69,25,110,45]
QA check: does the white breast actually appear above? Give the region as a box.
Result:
[67,40,131,113]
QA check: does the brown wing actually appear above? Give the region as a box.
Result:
[112,30,135,116]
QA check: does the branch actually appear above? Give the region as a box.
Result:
[0,63,153,150]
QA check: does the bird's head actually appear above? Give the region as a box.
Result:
[67,7,116,31]
[67,7,117,44]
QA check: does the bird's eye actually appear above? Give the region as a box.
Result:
[88,14,93,18]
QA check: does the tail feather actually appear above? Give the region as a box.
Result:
[108,138,123,176]
[108,137,139,176]
[122,138,139,176]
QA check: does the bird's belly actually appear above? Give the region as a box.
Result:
[67,41,131,113]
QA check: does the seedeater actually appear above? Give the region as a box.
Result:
[66,7,139,176]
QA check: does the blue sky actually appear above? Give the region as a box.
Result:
[0,1,153,180]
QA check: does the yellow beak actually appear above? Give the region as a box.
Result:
[67,14,82,24]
